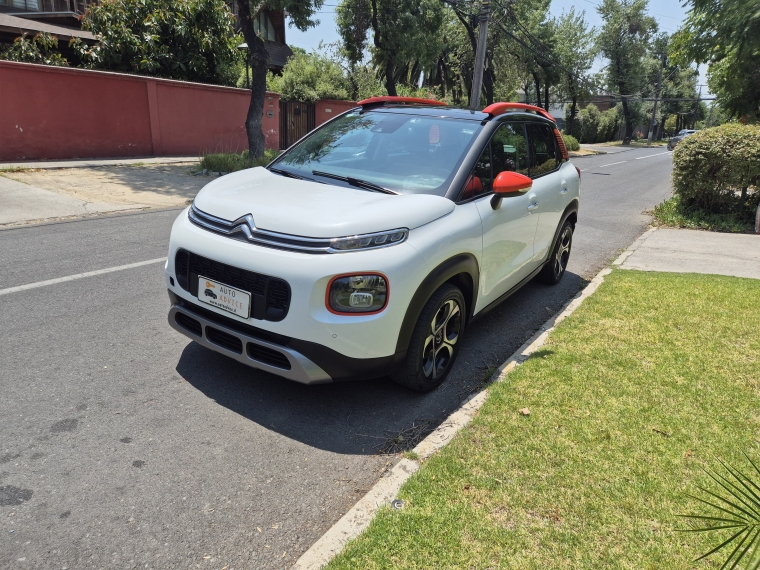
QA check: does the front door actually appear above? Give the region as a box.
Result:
[525,123,565,262]
[473,122,540,310]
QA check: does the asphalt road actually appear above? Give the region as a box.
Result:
[0,146,674,569]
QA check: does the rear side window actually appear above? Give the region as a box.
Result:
[526,123,560,178]
[462,122,529,201]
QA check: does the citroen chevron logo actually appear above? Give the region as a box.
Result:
[229,214,257,240]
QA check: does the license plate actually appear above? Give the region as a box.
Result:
[197,276,251,319]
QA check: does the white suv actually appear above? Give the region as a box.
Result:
[166,97,580,391]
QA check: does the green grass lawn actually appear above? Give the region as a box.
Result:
[328,270,760,569]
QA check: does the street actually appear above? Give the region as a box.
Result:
[1,147,674,569]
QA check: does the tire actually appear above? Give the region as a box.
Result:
[392,284,466,392]
[538,220,573,285]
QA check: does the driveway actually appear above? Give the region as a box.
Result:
[0,147,674,569]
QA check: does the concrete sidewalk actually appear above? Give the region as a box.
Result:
[0,176,147,225]
[617,227,760,280]
[0,156,198,170]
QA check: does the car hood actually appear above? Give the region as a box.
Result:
[192,167,455,238]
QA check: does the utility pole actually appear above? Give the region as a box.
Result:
[647,52,665,145]
[469,0,491,111]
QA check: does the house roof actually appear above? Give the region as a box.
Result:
[0,12,95,42]
[264,40,293,69]
[237,40,294,70]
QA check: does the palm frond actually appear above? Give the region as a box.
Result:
[680,455,760,568]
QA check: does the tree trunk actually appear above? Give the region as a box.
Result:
[237,0,267,158]
[621,97,634,145]
[532,72,542,108]
[483,67,494,106]
[568,95,578,137]
[543,83,549,111]
[384,57,397,96]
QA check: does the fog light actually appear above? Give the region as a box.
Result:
[327,273,389,314]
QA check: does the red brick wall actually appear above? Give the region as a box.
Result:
[0,60,280,161]
[314,99,358,127]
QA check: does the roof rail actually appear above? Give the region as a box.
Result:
[357,96,448,108]
[482,102,556,123]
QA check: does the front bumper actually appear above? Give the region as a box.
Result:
[168,292,406,383]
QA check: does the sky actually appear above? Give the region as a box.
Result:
[284,0,710,94]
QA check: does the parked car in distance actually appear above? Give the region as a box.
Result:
[667,129,697,150]
[166,97,580,392]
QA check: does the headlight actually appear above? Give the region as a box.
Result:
[327,273,389,314]
[329,229,408,252]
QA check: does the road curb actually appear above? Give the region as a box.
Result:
[613,226,657,267]
[292,228,655,570]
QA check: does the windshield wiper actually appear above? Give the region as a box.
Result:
[269,167,303,180]
[312,170,398,195]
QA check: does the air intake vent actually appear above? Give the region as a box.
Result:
[247,343,291,370]
[206,326,243,354]
[175,312,201,337]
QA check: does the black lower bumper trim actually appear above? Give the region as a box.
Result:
[169,290,406,382]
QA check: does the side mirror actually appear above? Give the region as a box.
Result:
[493,171,532,196]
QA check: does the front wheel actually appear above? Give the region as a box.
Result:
[392,284,465,392]
[538,220,573,285]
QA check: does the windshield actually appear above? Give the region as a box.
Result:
[271,110,482,196]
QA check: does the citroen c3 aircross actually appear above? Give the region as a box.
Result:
[166,97,580,392]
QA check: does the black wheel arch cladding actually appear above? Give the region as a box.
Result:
[394,253,479,354]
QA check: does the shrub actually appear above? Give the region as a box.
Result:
[1,32,68,66]
[562,134,580,151]
[672,123,760,220]
[579,103,601,143]
[267,50,350,103]
[199,149,280,173]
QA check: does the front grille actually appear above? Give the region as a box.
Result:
[247,343,292,370]
[174,249,290,321]
[206,326,243,354]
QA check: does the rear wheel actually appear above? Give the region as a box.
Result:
[392,284,465,392]
[538,220,573,285]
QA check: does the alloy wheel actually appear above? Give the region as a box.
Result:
[554,225,572,278]
[422,299,462,380]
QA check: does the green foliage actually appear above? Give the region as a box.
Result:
[1,32,68,66]
[673,0,760,120]
[580,103,601,144]
[567,104,621,144]
[266,50,351,103]
[596,0,658,142]
[72,0,241,86]
[653,196,755,233]
[679,455,760,569]
[562,134,580,151]
[336,0,444,96]
[198,149,280,173]
[671,123,760,223]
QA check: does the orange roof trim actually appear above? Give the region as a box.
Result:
[482,102,556,123]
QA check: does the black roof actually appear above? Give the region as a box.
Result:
[365,105,555,124]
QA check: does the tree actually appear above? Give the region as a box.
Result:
[336,0,444,96]
[73,0,241,85]
[237,0,324,157]
[1,32,68,66]
[596,0,657,144]
[672,0,760,121]
[552,8,596,136]
[267,48,351,102]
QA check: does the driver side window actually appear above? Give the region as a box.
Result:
[461,122,529,201]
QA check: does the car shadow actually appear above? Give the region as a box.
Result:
[176,270,586,455]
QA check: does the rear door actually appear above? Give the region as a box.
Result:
[525,122,565,262]
[472,122,540,309]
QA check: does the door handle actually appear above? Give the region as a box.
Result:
[527,202,539,211]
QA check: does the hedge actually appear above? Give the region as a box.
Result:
[672,123,760,216]
[562,134,580,151]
